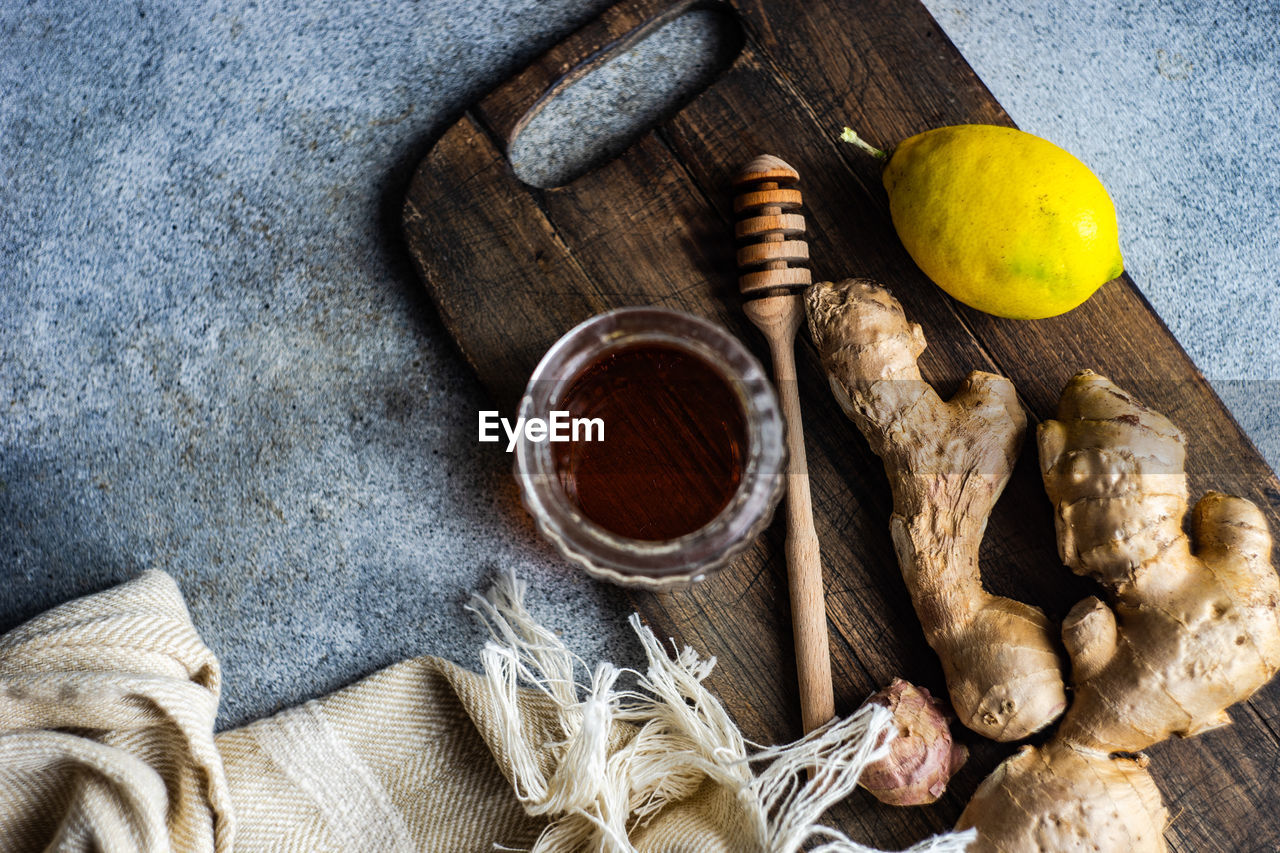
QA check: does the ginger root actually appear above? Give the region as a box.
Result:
[860,678,967,806]
[956,370,1280,851]
[808,280,1280,850]
[806,280,1066,740]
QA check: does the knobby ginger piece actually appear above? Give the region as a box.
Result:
[806,279,1066,741]
[860,678,967,806]
[957,371,1280,851]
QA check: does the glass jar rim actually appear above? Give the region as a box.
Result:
[514,307,786,588]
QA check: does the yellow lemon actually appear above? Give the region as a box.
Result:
[848,125,1124,320]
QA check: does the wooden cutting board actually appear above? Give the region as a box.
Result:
[403,0,1280,847]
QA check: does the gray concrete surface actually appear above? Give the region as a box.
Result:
[2,0,1276,729]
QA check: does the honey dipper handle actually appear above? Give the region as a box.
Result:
[768,306,836,735]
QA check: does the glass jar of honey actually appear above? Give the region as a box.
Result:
[515,308,785,588]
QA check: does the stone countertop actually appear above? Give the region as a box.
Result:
[2,0,1276,729]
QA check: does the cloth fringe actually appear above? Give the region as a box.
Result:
[466,573,977,853]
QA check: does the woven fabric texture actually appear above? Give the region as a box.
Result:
[0,571,972,853]
[0,571,548,852]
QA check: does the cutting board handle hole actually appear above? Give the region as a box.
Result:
[508,5,742,189]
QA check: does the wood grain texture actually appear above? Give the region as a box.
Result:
[402,0,1280,848]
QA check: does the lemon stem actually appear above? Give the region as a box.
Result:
[840,127,889,161]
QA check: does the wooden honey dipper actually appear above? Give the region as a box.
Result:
[733,155,834,735]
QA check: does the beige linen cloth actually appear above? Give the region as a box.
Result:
[0,570,973,853]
